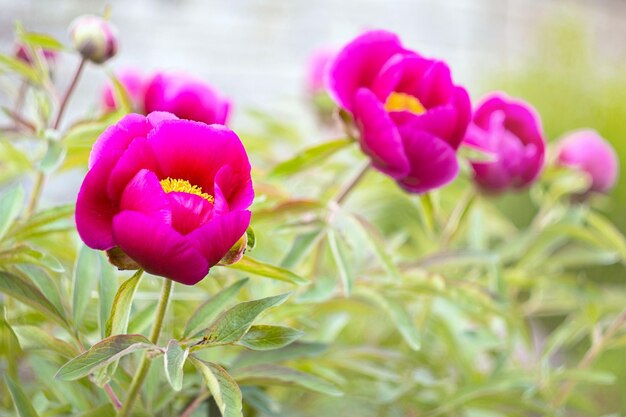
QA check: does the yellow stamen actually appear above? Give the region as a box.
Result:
[384,92,426,115]
[160,177,214,203]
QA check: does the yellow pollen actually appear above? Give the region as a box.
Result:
[159,177,214,203]
[384,92,426,115]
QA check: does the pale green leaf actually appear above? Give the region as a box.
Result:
[270,138,353,178]
[164,339,188,391]
[56,334,154,380]
[233,364,343,396]
[238,325,303,351]
[5,375,41,417]
[183,277,249,338]
[190,357,243,417]
[98,254,117,338]
[226,256,309,285]
[72,245,100,328]
[327,229,353,295]
[106,269,143,337]
[19,32,65,50]
[0,185,24,240]
[11,325,79,358]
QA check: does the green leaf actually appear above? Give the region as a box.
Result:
[184,278,249,338]
[106,269,143,337]
[238,325,303,351]
[56,334,154,381]
[0,270,67,327]
[0,53,41,84]
[280,229,325,270]
[0,185,24,240]
[270,138,353,178]
[72,245,100,328]
[98,254,117,338]
[5,375,41,417]
[9,203,74,241]
[246,227,256,251]
[164,339,188,391]
[202,293,290,346]
[11,325,79,358]
[233,364,343,396]
[226,255,309,285]
[106,70,133,113]
[233,342,328,368]
[19,32,65,50]
[38,138,66,175]
[190,357,243,417]
[586,211,626,261]
[327,229,353,295]
[351,215,401,280]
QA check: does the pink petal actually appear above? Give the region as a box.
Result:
[88,113,152,169]
[112,211,210,285]
[119,169,172,223]
[354,88,410,179]
[187,210,251,268]
[213,165,255,214]
[166,192,214,235]
[106,137,159,201]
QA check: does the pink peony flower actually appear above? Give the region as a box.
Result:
[144,72,231,125]
[463,93,545,193]
[556,129,619,193]
[307,48,334,95]
[328,30,471,193]
[75,112,254,285]
[101,68,147,112]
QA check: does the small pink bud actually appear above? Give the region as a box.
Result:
[556,129,619,194]
[68,15,118,64]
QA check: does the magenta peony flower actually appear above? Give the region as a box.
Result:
[101,68,147,112]
[307,48,334,95]
[556,129,619,193]
[463,93,545,193]
[75,112,254,285]
[328,30,471,193]
[144,72,231,125]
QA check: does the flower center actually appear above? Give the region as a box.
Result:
[384,92,426,115]
[159,177,214,203]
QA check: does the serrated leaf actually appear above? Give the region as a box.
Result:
[0,185,24,240]
[202,293,290,345]
[56,334,154,380]
[190,357,243,417]
[72,245,100,328]
[0,270,68,328]
[106,269,143,337]
[238,325,303,351]
[184,278,249,338]
[5,375,41,417]
[233,364,343,396]
[226,256,309,285]
[11,325,79,358]
[327,229,353,295]
[164,339,188,391]
[270,138,353,178]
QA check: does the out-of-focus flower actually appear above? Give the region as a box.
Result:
[463,93,545,193]
[307,48,334,95]
[328,30,471,193]
[68,15,118,64]
[144,72,231,125]
[75,112,254,285]
[556,129,619,193]
[101,68,146,112]
[15,43,58,66]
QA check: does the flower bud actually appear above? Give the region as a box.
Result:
[556,129,619,194]
[68,15,118,64]
[106,246,140,271]
[218,233,248,266]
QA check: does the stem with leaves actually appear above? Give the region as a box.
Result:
[118,278,173,417]
[25,57,87,218]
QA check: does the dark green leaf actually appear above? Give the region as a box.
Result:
[106,269,143,337]
[226,256,309,285]
[164,339,188,391]
[56,334,154,380]
[238,325,303,351]
[0,270,67,327]
[184,277,248,338]
[233,364,342,396]
[270,138,353,178]
[202,293,290,345]
[190,357,243,417]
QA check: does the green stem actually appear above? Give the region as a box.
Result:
[333,161,370,206]
[118,278,173,417]
[25,58,87,218]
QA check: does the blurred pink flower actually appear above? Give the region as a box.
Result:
[15,43,58,66]
[307,47,334,94]
[75,112,253,285]
[144,72,231,125]
[556,129,619,193]
[328,30,471,193]
[463,93,545,193]
[101,68,147,112]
